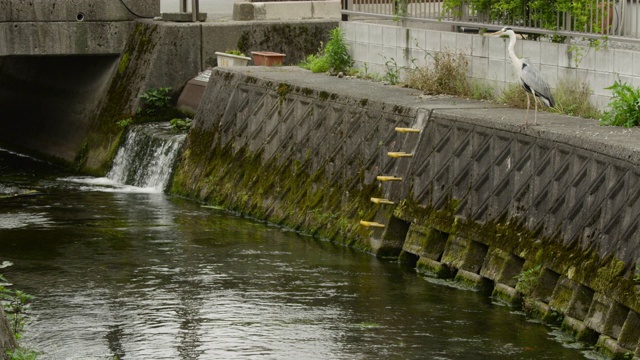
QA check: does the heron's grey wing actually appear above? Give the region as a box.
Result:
[521,58,555,107]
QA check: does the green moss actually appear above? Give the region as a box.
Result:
[319,91,330,101]
[118,52,130,74]
[80,22,160,174]
[359,98,369,107]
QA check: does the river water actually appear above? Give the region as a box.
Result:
[0,133,596,359]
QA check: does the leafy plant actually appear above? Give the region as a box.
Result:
[139,87,172,116]
[514,264,542,296]
[383,57,401,85]
[324,28,353,74]
[0,275,33,339]
[170,117,192,131]
[599,80,640,127]
[225,49,246,57]
[299,28,352,75]
[299,52,330,73]
[116,118,132,129]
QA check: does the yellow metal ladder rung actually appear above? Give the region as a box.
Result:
[371,197,395,205]
[387,152,413,158]
[377,175,403,182]
[360,220,385,228]
[395,127,421,133]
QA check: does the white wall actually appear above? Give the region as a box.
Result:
[341,21,640,110]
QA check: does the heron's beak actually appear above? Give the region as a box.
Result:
[486,30,505,37]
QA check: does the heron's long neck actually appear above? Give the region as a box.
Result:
[507,33,522,71]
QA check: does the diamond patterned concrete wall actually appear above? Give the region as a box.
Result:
[182,67,640,358]
[408,115,640,267]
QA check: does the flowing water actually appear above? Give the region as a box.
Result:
[0,124,596,359]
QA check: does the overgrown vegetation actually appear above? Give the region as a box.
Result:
[170,117,192,131]
[406,52,477,97]
[443,0,611,38]
[139,87,172,116]
[299,28,352,75]
[1,269,38,360]
[599,80,640,127]
[115,87,191,132]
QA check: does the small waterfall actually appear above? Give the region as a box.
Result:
[106,122,186,192]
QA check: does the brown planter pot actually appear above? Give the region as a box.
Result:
[252,51,286,66]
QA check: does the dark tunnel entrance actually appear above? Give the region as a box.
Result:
[0,55,119,161]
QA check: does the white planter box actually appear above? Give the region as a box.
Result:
[215,52,251,67]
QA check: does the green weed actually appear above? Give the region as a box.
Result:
[298,28,352,75]
[599,80,640,127]
[139,87,172,116]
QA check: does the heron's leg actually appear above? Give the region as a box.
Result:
[533,92,539,125]
[525,92,531,126]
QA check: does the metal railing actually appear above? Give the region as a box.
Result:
[342,0,640,43]
[179,0,200,22]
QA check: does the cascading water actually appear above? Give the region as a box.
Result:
[64,122,186,193]
[106,122,186,191]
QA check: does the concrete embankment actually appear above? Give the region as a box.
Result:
[172,66,640,358]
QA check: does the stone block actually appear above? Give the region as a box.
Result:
[531,267,559,303]
[382,26,399,48]
[596,335,635,359]
[595,48,614,73]
[540,42,559,66]
[562,316,599,343]
[618,311,640,351]
[416,257,453,279]
[424,30,441,52]
[530,299,563,325]
[375,216,411,258]
[492,283,521,307]
[353,22,369,44]
[521,39,541,64]
[471,34,488,58]
[402,224,448,260]
[456,33,472,56]
[479,247,524,287]
[550,277,593,320]
[454,269,493,292]
[311,1,341,19]
[441,237,488,274]
[440,31,456,52]
[613,50,635,76]
[585,293,629,339]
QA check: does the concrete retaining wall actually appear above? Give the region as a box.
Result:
[0,0,159,56]
[173,66,640,358]
[341,21,640,110]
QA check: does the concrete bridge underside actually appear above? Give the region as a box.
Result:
[0,0,159,160]
[0,56,119,160]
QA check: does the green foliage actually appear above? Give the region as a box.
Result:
[551,76,600,119]
[383,57,401,85]
[170,117,192,131]
[324,28,353,74]
[116,118,132,129]
[514,264,542,296]
[599,80,640,127]
[225,49,246,57]
[298,28,352,75]
[443,0,611,37]
[634,265,640,283]
[139,87,172,116]
[6,348,39,360]
[406,51,474,97]
[0,274,33,339]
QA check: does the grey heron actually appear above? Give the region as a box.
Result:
[488,27,555,126]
